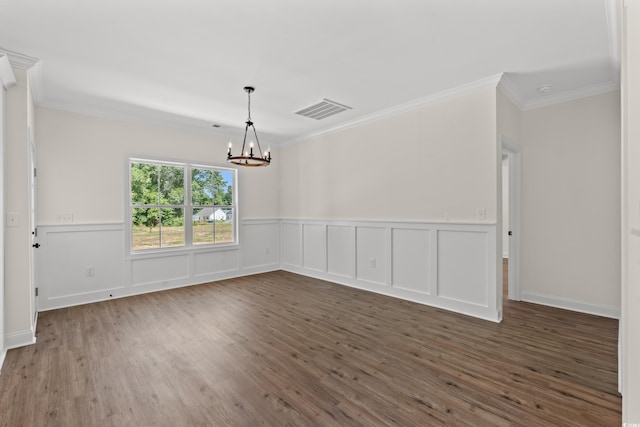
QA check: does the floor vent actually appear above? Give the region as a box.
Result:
[295,99,352,120]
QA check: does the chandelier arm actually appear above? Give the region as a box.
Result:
[240,121,251,155]
[250,124,264,157]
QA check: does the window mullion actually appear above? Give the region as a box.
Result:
[185,166,193,247]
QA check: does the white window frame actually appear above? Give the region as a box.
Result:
[127,157,238,255]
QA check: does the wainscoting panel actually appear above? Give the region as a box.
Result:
[303,224,327,272]
[41,224,124,299]
[37,219,498,322]
[37,220,280,311]
[327,225,354,278]
[281,220,499,322]
[131,254,190,286]
[282,223,302,268]
[356,226,387,286]
[437,230,489,306]
[241,221,280,269]
[194,249,240,277]
[392,228,432,294]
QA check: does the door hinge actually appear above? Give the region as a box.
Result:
[34,168,37,178]
[35,287,39,297]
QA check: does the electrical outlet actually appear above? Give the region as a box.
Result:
[57,213,73,223]
[86,266,95,277]
[476,208,486,220]
[370,258,376,268]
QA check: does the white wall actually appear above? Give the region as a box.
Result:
[621,0,640,421]
[36,108,280,223]
[279,85,502,321]
[0,67,5,367]
[280,86,498,222]
[4,67,35,348]
[0,55,15,367]
[520,91,621,317]
[33,107,281,310]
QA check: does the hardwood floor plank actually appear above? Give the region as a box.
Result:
[0,270,621,426]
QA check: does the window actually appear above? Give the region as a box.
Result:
[129,159,236,252]
[191,167,234,245]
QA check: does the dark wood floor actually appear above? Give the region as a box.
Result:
[0,266,621,426]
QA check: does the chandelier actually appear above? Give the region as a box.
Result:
[227,86,271,167]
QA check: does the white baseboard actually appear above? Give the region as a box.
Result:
[283,265,502,323]
[521,291,620,319]
[39,263,280,312]
[4,328,36,350]
[0,350,6,373]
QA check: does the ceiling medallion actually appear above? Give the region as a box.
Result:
[226,86,271,167]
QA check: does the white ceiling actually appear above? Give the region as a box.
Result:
[0,0,620,144]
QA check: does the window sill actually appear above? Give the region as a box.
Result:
[126,242,239,260]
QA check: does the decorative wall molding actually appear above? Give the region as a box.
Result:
[605,0,621,79]
[34,218,617,332]
[281,219,501,322]
[497,73,525,110]
[521,291,620,319]
[0,48,43,103]
[0,48,39,69]
[0,54,17,89]
[283,74,504,146]
[37,220,280,311]
[522,80,620,111]
[498,73,620,112]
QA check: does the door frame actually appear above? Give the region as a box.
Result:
[501,138,522,301]
[28,127,38,322]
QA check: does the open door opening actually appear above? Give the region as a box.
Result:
[502,140,521,301]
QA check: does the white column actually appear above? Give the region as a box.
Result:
[621,0,640,422]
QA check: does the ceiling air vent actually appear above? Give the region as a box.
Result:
[295,99,352,120]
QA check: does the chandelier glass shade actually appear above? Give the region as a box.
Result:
[227,86,271,167]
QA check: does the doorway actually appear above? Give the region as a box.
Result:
[502,140,521,301]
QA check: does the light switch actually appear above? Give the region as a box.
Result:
[6,213,18,227]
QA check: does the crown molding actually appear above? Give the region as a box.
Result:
[0,48,44,102]
[0,54,17,89]
[28,61,44,104]
[522,80,620,111]
[496,73,525,110]
[605,0,621,81]
[283,73,504,146]
[0,48,39,69]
